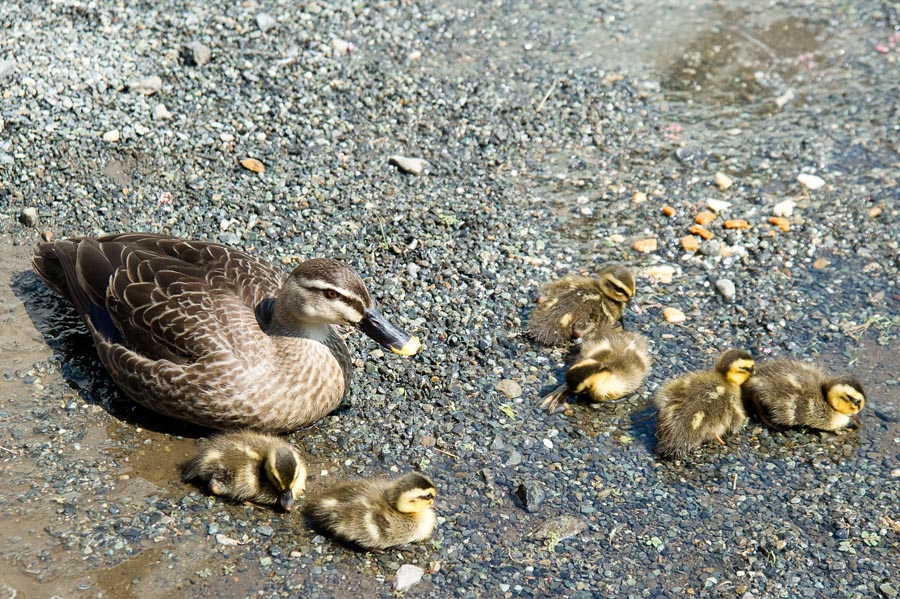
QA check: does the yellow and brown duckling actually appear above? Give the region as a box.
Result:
[527,263,641,346]
[539,328,651,414]
[742,359,865,432]
[654,349,755,459]
[303,472,437,551]
[182,431,307,511]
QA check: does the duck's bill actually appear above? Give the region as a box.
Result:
[357,307,421,356]
[279,490,295,512]
[627,297,642,315]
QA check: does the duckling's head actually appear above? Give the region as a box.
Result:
[714,349,755,386]
[263,446,307,512]
[388,473,437,515]
[277,258,421,356]
[597,264,641,314]
[824,377,866,417]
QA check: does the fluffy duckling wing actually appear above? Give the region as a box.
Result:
[527,277,614,345]
[655,374,744,458]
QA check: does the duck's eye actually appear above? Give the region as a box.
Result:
[324,289,339,299]
[420,493,435,501]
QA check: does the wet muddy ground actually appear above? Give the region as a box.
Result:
[2,0,899,597]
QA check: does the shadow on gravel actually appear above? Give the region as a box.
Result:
[9,269,213,438]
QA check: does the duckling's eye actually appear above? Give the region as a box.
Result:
[420,493,435,501]
[324,289,339,299]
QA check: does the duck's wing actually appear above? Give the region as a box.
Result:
[34,234,285,363]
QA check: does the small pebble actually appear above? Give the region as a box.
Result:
[706,199,732,213]
[632,238,658,253]
[661,204,675,217]
[869,206,882,218]
[393,564,424,592]
[643,265,675,284]
[797,173,825,190]
[0,59,16,80]
[769,217,790,232]
[663,307,687,323]
[608,234,625,244]
[152,104,172,120]
[256,13,278,32]
[128,75,162,95]
[331,39,354,55]
[631,191,648,204]
[389,155,428,175]
[772,199,796,217]
[715,279,736,302]
[240,158,265,173]
[681,235,699,252]
[695,211,716,225]
[19,207,39,227]
[689,225,713,240]
[182,41,212,67]
[812,258,830,270]
[102,130,120,142]
[724,219,750,230]
[515,480,545,513]
[715,171,733,190]
[495,379,522,399]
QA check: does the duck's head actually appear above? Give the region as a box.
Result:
[276,258,421,356]
[824,377,866,419]
[264,445,307,512]
[597,263,641,315]
[715,349,755,386]
[388,473,437,515]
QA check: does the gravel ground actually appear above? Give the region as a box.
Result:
[1,1,899,598]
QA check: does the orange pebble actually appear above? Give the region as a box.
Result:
[681,235,699,252]
[694,211,716,226]
[689,225,714,240]
[632,238,658,253]
[662,205,676,217]
[724,219,750,230]
[769,216,790,232]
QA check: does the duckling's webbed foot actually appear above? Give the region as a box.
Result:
[539,385,570,415]
[714,433,726,446]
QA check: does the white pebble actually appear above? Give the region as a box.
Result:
[706,199,731,213]
[331,38,354,55]
[389,155,428,175]
[772,199,796,218]
[643,265,675,284]
[542,438,553,449]
[128,75,162,95]
[393,565,424,592]
[797,173,825,190]
[152,103,172,120]
[715,278,736,302]
[102,129,120,142]
[256,13,277,32]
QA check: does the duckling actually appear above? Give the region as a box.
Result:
[182,431,307,511]
[654,349,755,459]
[742,359,865,432]
[527,263,641,346]
[304,472,437,551]
[539,328,651,414]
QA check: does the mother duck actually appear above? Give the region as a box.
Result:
[33,233,421,432]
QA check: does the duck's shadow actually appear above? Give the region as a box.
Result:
[10,268,212,438]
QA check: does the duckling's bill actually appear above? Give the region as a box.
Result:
[627,297,642,315]
[357,306,421,356]
[280,489,295,512]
